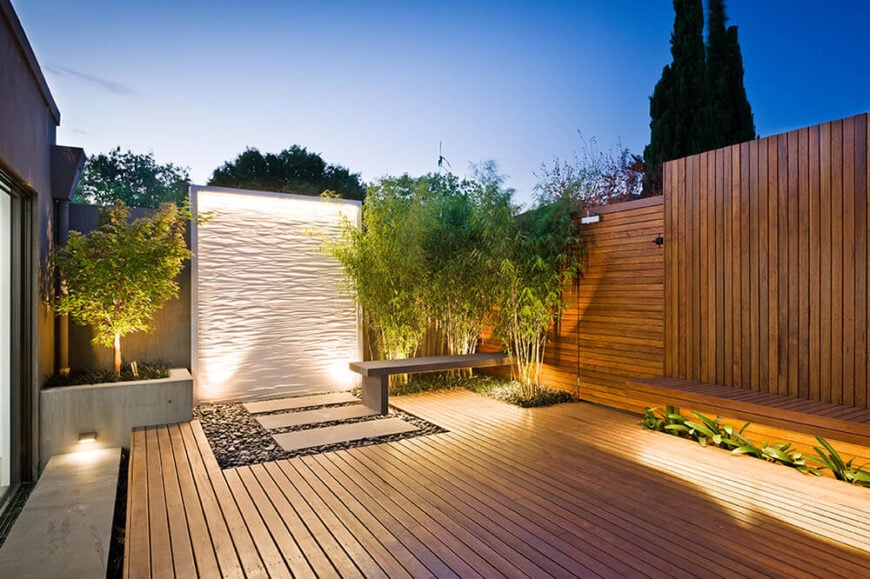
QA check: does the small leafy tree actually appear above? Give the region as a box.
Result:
[52,201,193,375]
[75,147,191,208]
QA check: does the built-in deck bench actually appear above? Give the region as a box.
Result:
[350,352,512,414]
[626,376,870,449]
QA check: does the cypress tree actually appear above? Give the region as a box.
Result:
[644,0,708,195]
[706,0,755,149]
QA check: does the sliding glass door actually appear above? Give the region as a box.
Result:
[0,171,33,494]
[0,180,11,492]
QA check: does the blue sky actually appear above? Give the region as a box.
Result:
[15,1,870,206]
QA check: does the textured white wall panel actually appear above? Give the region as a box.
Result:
[192,187,361,403]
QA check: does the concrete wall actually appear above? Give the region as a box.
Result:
[39,369,192,463]
[67,203,192,370]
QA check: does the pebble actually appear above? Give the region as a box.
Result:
[193,395,447,469]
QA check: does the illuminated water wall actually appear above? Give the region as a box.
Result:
[191,186,362,403]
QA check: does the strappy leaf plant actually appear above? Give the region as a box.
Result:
[808,437,870,487]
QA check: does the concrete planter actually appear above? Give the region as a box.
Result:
[39,368,193,466]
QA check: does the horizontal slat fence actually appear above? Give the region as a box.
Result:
[664,112,870,409]
[480,197,665,404]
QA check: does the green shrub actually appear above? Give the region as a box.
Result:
[392,371,577,408]
[44,363,170,388]
[807,437,870,487]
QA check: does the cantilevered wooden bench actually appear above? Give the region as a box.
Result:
[349,352,511,414]
[625,376,870,449]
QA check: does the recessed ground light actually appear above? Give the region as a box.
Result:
[78,431,97,444]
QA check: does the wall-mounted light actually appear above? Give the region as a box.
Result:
[580,214,600,225]
[78,431,97,444]
[653,235,664,247]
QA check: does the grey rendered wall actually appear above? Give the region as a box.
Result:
[0,1,59,384]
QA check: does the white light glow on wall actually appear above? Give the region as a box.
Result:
[192,186,362,403]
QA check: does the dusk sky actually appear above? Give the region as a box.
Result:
[15,1,870,206]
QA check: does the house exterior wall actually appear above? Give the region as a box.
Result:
[0,0,59,386]
[0,0,63,479]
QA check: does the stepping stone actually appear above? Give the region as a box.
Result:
[256,404,379,430]
[244,392,358,414]
[272,418,418,452]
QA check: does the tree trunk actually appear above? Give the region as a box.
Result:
[113,333,121,375]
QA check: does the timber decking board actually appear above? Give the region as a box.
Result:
[126,391,870,577]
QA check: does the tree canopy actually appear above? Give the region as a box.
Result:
[644,0,755,195]
[536,136,645,208]
[74,147,191,208]
[705,0,755,150]
[208,146,366,201]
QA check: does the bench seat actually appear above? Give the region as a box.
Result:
[626,376,870,449]
[350,353,511,414]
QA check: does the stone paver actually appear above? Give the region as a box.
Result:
[272,418,417,451]
[256,404,379,430]
[243,392,358,414]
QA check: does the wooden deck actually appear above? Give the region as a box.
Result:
[127,390,870,578]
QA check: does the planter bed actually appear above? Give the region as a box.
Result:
[39,368,192,466]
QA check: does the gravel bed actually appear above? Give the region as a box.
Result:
[193,395,447,469]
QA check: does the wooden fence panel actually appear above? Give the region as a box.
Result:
[478,197,665,408]
[664,112,870,409]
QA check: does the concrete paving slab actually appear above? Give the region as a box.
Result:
[0,447,120,579]
[244,392,358,414]
[256,404,379,430]
[272,418,418,451]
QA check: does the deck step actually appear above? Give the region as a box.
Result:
[243,392,358,414]
[272,418,417,451]
[256,404,379,430]
[0,448,120,578]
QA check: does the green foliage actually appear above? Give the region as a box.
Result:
[328,175,428,359]
[639,406,868,481]
[329,160,581,392]
[645,0,708,194]
[394,371,577,408]
[644,0,754,195]
[536,135,645,208]
[44,363,170,388]
[495,173,582,394]
[640,407,664,431]
[705,0,755,150]
[420,172,513,357]
[209,146,366,201]
[74,147,190,208]
[808,437,870,487]
[328,168,516,362]
[52,201,193,374]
